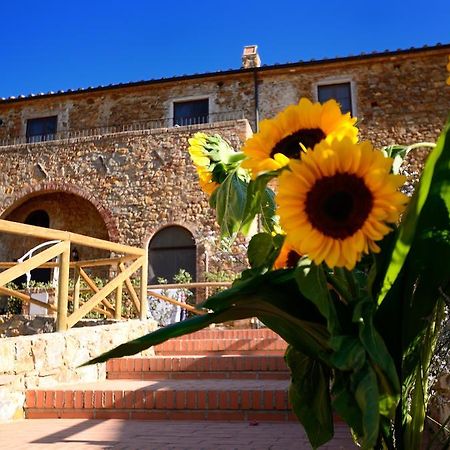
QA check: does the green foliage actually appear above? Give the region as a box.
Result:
[210,169,279,240]
[247,232,285,272]
[286,346,333,449]
[86,119,450,450]
[210,171,249,238]
[4,282,23,314]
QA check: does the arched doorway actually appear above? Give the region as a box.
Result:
[0,192,110,266]
[148,226,196,284]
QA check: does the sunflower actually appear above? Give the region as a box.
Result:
[188,133,220,195]
[273,240,301,269]
[241,98,358,177]
[188,132,249,196]
[276,137,408,270]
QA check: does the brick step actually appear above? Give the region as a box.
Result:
[154,338,287,355]
[25,379,295,422]
[106,355,290,380]
[167,328,282,340]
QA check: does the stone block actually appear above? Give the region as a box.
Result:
[0,340,15,373]
[30,338,47,371]
[0,388,25,421]
[45,333,65,369]
[14,338,34,373]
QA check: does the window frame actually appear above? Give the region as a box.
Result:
[313,78,357,117]
[170,96,211,127]
[25,115,58,143]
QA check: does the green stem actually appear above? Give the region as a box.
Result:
[404,299,445,449]
[343,269,359,300]
[333,267,358,301]
[326,271,351,303]
[404,142,436,152]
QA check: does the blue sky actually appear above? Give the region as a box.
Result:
[1,0,449,99]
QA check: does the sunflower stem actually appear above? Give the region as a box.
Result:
[404,142,436,152]
[326,270,351,303]
[343,268,359,301]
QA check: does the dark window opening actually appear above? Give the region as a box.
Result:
[24,210,51,283]
[318,83,353,115]
[149,226,196,284]
[173,99,209,126]
[24,210,50,228]
[26,116,57,143]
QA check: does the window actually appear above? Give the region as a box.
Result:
[173,99,209,126]
[25,210,50,228]
[317,82,353,115]
[148,226,196,284]
[26,116,57,143]
[24,210,52,283]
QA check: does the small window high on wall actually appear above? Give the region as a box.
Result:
[26,116,57,143]
[148,226,196,284]
[173,99,209,126]
[317,82,354,115]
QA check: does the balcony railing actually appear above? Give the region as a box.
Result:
[0,111,245,148]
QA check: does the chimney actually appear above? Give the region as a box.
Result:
[241,45,261,69]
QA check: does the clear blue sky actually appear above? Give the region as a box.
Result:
[1,0,449,99]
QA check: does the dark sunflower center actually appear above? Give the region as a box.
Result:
[305,173,374,239]
[270,128,326,159]
[286,250,301,267]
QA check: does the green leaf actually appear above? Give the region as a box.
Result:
[328,336,366,371]
[84,312,220,365]
[247,233,285,271]
[377,122,450,305]
[375,120,450,397]
[285,346,334,449]
[213,171,249,238]
[241,170,280,234]
[382,145,408,174]
[202,269,331,357]
[295,260,341,335]
[353,364,380,449]
[331,373,364,438]
[86,269,330,368]
[354,299,400,413]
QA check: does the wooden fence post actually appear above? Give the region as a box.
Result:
[115,278,123,320]
[73,265,81,311]
[56,242,71,332]
[140,252,148,320]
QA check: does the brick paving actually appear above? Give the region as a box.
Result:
[0,419,357,449]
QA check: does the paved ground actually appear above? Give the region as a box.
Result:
[0,419,357,449]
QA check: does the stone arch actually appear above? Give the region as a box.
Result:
[0,181,119,242]
[0,182,118,265]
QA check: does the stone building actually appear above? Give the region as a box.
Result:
[0,44,449,284]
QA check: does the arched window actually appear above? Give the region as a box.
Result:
[25,209,50,228]
[148,226,196,284]
[24,209,51,283]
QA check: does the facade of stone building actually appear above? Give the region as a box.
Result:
[0,44,449,284]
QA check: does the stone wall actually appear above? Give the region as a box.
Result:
[0,120,253,279]
[256,51,450,147]
[0,47,448,145]
[0,47,448,284]
[0,318,158,420]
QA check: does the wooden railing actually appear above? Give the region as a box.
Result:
[0,219,148,331]
[147,282,232,315]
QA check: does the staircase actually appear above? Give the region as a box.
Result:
[25,328,296,422]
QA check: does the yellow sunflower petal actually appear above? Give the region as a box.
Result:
[276,137,407,270]
[242,97,359,178]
